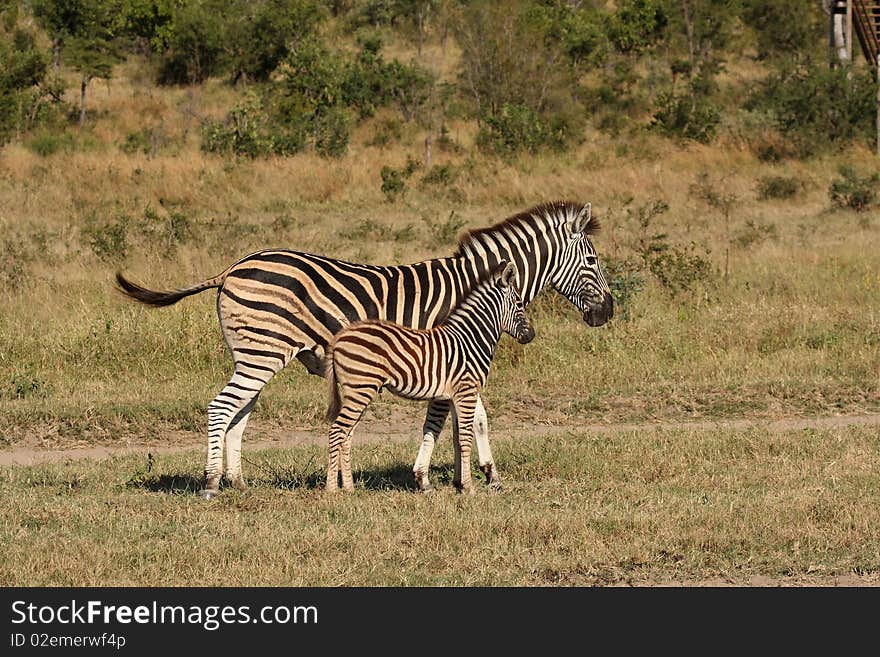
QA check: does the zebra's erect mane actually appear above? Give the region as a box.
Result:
[454,200,599,256]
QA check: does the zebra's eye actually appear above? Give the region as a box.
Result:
[586,256,597,265]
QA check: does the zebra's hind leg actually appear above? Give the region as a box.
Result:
[473,394,502,491]
[413,399,450,492]
[328,388,376,493]
[201,369,267,499]
[223,390,261,493]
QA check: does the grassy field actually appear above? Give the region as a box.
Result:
[1,50,879,585]
[2,423,878,586]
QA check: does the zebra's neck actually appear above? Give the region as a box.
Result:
[442,284,503,367]
[454,214,563,306]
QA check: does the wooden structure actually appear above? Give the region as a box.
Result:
[831,0,880,153]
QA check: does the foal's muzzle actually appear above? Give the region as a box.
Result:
[583,292,614,327]
[517,323,535,345]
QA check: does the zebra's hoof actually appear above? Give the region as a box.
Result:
[488,479,503,492]
[418,483,434,494]
[229,479,248,494]
[198,488,219,501]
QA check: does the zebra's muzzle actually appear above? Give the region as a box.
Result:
[584,292,614,327]
[517,323,535,344]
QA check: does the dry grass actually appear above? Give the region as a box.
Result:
[2,41,879,586]
[1,100,879,443]
[1,423,878,586]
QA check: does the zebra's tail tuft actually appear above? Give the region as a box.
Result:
[115,272,223,308]
[325,344,342,423]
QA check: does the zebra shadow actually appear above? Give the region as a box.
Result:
[264,465,422,492]
[267,463,456,492]
[126,472,204,494]
[353,463,456,492]
[126,466,457,494]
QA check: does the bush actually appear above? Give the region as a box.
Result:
[603,257,644,321]
[420,163,458,188]
[752,64,875,157]
[651,89,720,144]
[313,107,350,157]
[645,240,714,295]
[202,94,306,157]
[733,220,778,249]
[477,104,549,155]
[380,157,418,202]
[829,166,879,212]
[606,0,667,54]
[454,2,573,120]
[756,175,801,200]
[0,27,63,145]
[420,210,466,248]
[25,130,75,156]
[82,215,129,262]
[156,1,226,84]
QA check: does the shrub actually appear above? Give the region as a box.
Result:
[380,157,418,202]
[202,94,306,157]
[156,1,226,84]
[477,104,548,155]
[420,210,466,248]
[829,166,879,212]
[606,0,667,54]
[420,163,458,188]
[645,240,714,295]
[82,215,129,262]
[756,175,801,200]
[25,130,75,156]
[752,64,875,157]
[651,89,720,144]
[0,27,63,145]
[733,220,778,249]
[203,96,277,157]
[313,107,350,158]
[367,117,402,147]
[603,257,644,321]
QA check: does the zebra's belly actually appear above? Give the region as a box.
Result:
[384,384,452,403]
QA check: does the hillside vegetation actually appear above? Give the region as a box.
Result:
[1,0,878,445]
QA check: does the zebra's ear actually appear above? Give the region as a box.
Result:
[568,202,592,235]
[498,261,517,288]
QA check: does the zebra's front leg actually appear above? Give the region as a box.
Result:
[473,394,501,491]
[452,388,478,495]
[413,399,450,492]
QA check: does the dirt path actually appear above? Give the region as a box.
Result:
[2,412,879,467]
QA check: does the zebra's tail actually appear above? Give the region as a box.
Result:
[325,344,342,423]
[115,271,225,308]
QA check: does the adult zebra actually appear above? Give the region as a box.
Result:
[116,200,613,497]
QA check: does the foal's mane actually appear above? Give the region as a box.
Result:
[454,200,600,257]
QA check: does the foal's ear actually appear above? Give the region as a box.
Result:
[498,261,517,288]
[567,202,593,235]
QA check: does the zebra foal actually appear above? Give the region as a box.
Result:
[325,261,534,493]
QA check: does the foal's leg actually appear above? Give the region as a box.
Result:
[451,387,478,495]
[413,400,450,492]
[327,386,377,492]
